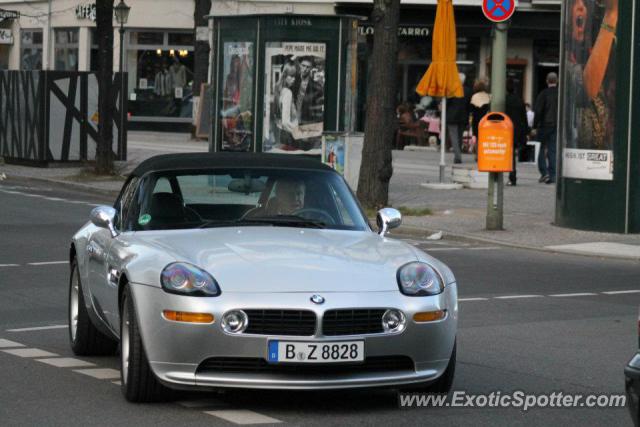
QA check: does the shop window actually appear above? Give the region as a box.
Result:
[21,29,43,70]
[126,30,194,121]
[54,28,79,71]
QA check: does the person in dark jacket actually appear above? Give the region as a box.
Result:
[533,72,559,184]
[446,73,472,164]
[505,78,527,186]
[470,77,491,144]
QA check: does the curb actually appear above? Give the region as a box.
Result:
[7,174,120,198]
[390,223,640,262]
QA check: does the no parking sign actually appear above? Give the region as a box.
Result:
[482,0,516,23]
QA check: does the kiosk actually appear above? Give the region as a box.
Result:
[207,15,360,156]
[556,0,640,233]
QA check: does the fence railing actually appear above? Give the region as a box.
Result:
[0,71,127,165]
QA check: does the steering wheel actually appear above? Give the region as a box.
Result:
[292,208,335,225]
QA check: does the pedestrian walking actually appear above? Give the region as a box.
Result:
[505,78,527,186]
[470,77,491,144]
[446,73,472,164]
[533,72,559,184]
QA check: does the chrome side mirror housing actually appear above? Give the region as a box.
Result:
[90,206,118,238]
[377,208,402,236]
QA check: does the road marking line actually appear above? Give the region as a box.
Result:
[178,399,229,409]
[205,410,282,425]
[2,348,59,358]
[0,264,20,268]
[468,246,501,251]
[0,338,25,348]
[458,298,489,302]
[494,295,544,300]
[426,248,462,252]
[36,357,96,368]
[0,188,101,206]
[27,261,68,266]
[7,325,67,332]
[602,290,640,295]
[112,380,122,385]
[74,368,121,380]
[549,293,598,298]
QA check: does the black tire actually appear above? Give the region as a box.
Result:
[68,260,117,356]
[120,285,169,402]
[402,340,456,394]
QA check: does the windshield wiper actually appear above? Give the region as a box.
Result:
[241,215,326,229]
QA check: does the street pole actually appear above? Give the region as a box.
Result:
[486,21,508,231]
[439,97,447,183]
[119,24,125,160]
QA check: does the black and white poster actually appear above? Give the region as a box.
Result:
[262,42,326,153]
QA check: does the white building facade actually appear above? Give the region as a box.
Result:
[0,0,198,129]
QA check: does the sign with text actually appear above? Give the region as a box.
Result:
[562,148,613,181]
[0,10,19,21]
[482,0,516,23]
[477,113,513,172]
[76,3,96,21]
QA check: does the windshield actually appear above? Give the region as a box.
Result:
[128,168,369,232]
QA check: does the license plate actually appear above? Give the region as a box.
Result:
[268,340,364,363]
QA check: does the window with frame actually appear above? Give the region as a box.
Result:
[54,28,79,71]
[126,30,194,120]
[21,29,43,70]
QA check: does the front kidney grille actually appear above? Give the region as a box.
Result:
[243,309,316,336]
[322,309,386,336]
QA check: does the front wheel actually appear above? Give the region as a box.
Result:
[68,260,117,356]
[120,285,170,402]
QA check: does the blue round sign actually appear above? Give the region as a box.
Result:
[482,0,516,23]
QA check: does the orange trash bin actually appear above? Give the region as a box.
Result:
[477,112,514,173]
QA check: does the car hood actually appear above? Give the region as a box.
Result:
[128,227,421,293]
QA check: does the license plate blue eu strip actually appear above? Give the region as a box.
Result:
[268,340,279,362]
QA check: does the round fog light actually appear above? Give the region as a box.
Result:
[382,309,406,333]
[222,310,248,333]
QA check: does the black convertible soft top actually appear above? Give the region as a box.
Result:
[130,152,334,177]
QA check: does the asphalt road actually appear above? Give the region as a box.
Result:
[0,178,637,426]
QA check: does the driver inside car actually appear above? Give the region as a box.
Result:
[266,179,305,216]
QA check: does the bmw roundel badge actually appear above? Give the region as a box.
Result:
[310,294,325,305]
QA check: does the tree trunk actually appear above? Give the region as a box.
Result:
[95,0,114,175]
[356,0,400,210]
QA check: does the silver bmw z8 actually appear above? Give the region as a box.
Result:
[68,153,458,402]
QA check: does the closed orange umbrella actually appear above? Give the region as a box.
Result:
[416,0,462,98]
[416,0,463,184]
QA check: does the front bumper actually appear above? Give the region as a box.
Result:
[625,352,640,426]
[129,283,458,390]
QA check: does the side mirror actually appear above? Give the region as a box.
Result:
[90,206,118,238]
[377,208,402,236]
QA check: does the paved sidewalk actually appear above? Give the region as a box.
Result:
[1,132,638,260]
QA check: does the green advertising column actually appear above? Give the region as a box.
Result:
[208,15,359,155]
[556,0,639,233]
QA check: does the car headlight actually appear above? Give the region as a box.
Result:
[397,262,444,296]
[160,262,220,297]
